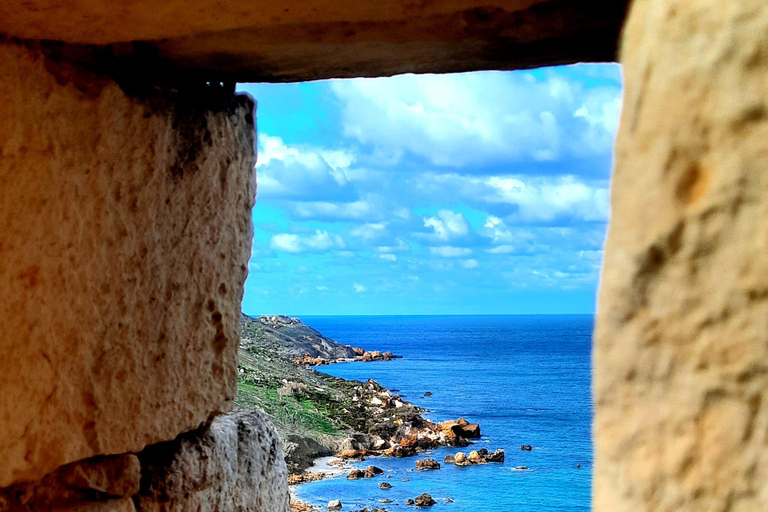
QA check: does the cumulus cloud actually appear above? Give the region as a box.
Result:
[461,259,479,269]
[256,134,357,201]
[353,283,367,293]
[270,230,345,253]
[380,254,398,262]
[430,246,473,258]
[424,210,469,240]
[418,174,610,223]
[330,67,621,168]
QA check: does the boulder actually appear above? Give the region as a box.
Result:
[487,449,505,463]
[379,482,392,490]
[352,347,365,356]
[458,424,481,439]
[521,445,533,451]
[468,451,487,464]
[364,466,383,478]
[414,493,436,507]
[406,499,415,505]
[416,458,440,471]
[454,452,469,466]
[328,500,342,510]
[346,469,364,480]
[443,455,456,464]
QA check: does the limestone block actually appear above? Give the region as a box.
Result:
[0,41,255,487]
[136,410,290,512]
[595,1,768,511]
[0,1,629,82]
[0,455,140,511]
[57,498,136,512]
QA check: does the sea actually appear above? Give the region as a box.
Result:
[293,314,593,512]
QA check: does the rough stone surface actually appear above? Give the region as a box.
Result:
[0,455,140,511]
[0,1,629,82]
[136,410,290,512]
[0,40,255,487]
[594,1,768,511]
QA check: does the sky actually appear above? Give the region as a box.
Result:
[237,64,622,316]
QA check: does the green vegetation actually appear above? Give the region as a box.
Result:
[235,380,341,435]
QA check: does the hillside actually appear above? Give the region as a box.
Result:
[236,314,383,471]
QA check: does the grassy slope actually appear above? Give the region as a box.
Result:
[235,315,374,469]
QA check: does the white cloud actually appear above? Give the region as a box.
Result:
[420,174,610,223]
[380,254,397,262]
[376,239,409,253]
[351,222,387,239]
[422,210,470,241]
[486,245,517,254]
[430,246,472,258]
[270,230,345,253]
[330,67,621,168]
[335,251,356,258]
[316,286,329,291]
[288,197,384,221]
[353,283,367,293]
[461,259,479,269]
[256,134,356,201]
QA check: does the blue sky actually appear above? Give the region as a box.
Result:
[237,64,622,316]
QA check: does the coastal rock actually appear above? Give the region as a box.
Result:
[457,424,481,439]
[487,449,505,463]
[416,458,440,471]
[477,448,489,457]
[444,455,456,464]
[378,498,392,503]
[521,445,533,451]
[364,466,383,478]
[457,418,470,427]
[379,482,392,490]
[414,493,436,507]
[454,452,469,466]
[406,499,415,505]
[339,449,366,460]
[352,347,365,356]
[372,439,390,451]
[346,470,364,480]
[328,499,342,510]
[468,451,487,464]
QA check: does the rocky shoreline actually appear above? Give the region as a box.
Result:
[236,314,507,511]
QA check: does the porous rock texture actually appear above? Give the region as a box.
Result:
[0,0,629,81]
[0,411,290,512]
[136,410,290,512]
[595,0,768,511]
[0,40,256,487]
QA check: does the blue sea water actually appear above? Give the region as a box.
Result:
[293,315,593,512]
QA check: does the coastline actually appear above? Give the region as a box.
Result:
[236,314,508,510]
[285,358,506,511]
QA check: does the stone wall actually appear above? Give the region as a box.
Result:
[594,0,768,510]
[0,40,255,487]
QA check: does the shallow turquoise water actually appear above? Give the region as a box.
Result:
[294,315,593,511]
